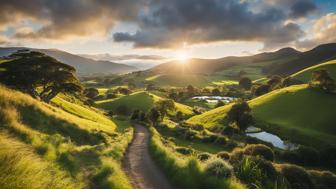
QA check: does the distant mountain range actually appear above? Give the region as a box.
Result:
[150,43,336,77]
[0,47,137,76]
[79,53,168,70]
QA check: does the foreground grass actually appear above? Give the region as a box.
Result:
[149,127,245,189]
[0,133,78,189]
[187,85,336,148]
[0,85,133,189]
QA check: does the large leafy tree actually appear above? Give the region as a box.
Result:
[227,101,254,132]
[310,69,336,93]
[0,50,82,103]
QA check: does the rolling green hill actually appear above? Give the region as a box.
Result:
[0,85,133,188]
[187,85,336,147]
[291,60,336,82]
[119,43,336,87]
[96,91,194,115]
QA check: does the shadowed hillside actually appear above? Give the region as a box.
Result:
[0,47,137,76]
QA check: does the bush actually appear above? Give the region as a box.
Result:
[215,136,227,145]
[320,147,336,168]
[216,151,230,160]
[175,147,194,155]
[197,152,212,161]
[279,150,300,164]
[279,164,315,189]
[244,144,274,161]
[296,146,320,165]
[204,158,233,179]
[309,170,336,189]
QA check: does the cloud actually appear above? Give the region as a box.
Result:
[296,13,336,50]
[0,0,140,40]
[289,0,317,19]
[0,0,319,50]
[113,0,305,49]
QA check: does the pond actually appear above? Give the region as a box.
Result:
[192,96,237,103]
[246,126,299,150]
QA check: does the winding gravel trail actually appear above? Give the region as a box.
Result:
[123,124,175,189]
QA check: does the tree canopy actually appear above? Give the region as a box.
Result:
[310,69,336,93]
[0,50,82,103]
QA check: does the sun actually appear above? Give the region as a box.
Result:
[176,51,189,62]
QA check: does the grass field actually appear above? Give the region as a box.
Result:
[187,84,336,147]
[0,85,133,189]
[291,60,336,82]
[96,91,194,115]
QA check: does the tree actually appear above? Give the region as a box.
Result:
[215,100,225,108]
[227,101,253,132]
[239,77,252,90]
[146,83,155,91]
[84,88,99,99]
[156,99,175,118]
[117,87,131,95]
[148,108,161,126]
[310,69,336,93]
[267,75,282,90]
[168,91,178,101]
[0,50,82,103]
[212,88,221,96]
[186,84,195,96]
[131,109,140,120]
[254,84,270,96]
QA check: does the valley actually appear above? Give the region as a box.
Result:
[1,43,336,189]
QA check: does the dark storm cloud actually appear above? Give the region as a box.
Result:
[0,0,140,39]
[0,0,319,49]
[113,0,305,48]
[289,0,317,18]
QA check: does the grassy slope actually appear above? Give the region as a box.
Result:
[187,85,336,147]
[0,85,132,189]
[291,60,336,82]
[96,91,194,115]
[146,73,210,87]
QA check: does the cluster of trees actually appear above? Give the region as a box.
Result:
[0,50,82,103]
[310,69,336,93]
[130,99,177,126]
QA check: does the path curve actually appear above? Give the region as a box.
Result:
[123,124,175,189]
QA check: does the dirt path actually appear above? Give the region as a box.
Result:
[123,124,175,189]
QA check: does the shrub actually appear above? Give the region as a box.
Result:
[215,136,227,145]
[197,152,212,161]
[216,151,230,160]
[244,144,274,161]
[309,170,336,189]
[175,147,194,155]
[278,164,315,189]
[296,146,320,165]
[204,158,233,179]
[233,156,281,188]
[190,124,204,131]
[320,147,336,168]
[279,150,300,163]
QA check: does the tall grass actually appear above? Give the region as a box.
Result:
[0,132,78,189]
[0,85,133,188]
[148,127,245,189]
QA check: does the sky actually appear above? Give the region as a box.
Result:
[0,0,336,60]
